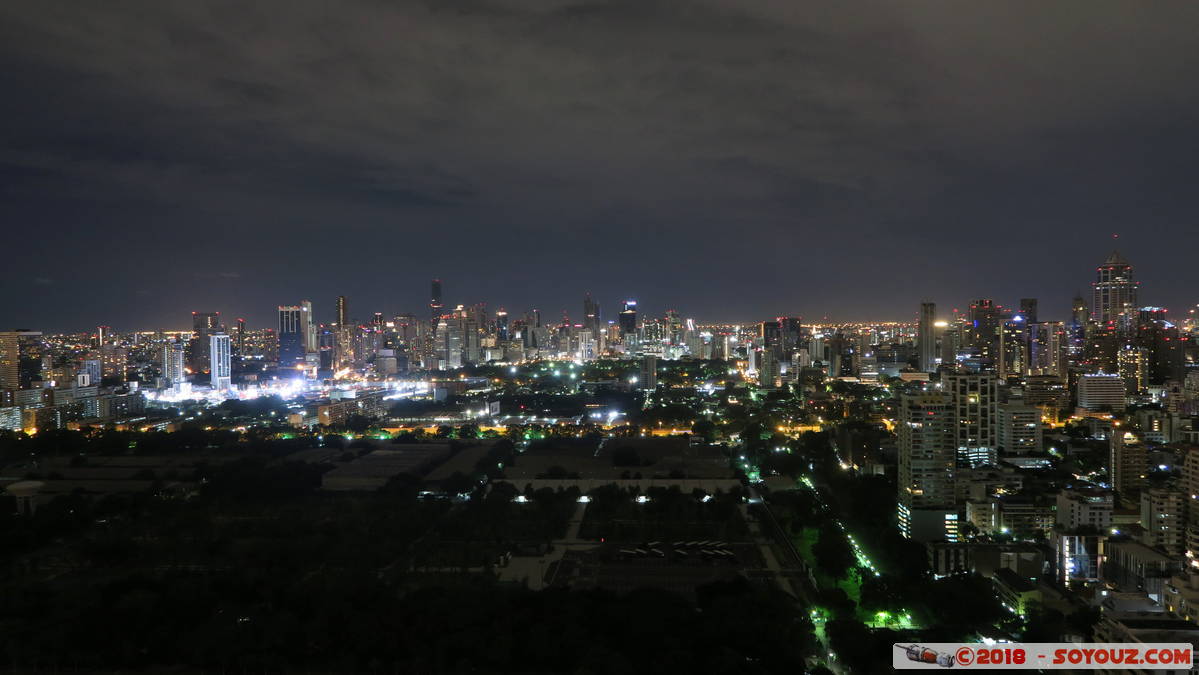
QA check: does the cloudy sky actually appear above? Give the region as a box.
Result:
[2,0,1197,331]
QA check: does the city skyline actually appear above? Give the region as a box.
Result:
[4,3,1199,329]
[11,247,1193,334]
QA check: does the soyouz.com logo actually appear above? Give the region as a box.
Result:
[893,643,1194,669]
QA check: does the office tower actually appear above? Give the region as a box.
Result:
[1078,374,1126,412]
[189,312,220,374]
[278,305,305,367]
[897,392,959,541]
[639,355,658,390]
[1092,250,1138,330]
[235,318,246,356]
[0,331,45,390]
[996,402,1042,455]
[918,302,937,372]
[336,295,349,326]
[1135,308,1185,385]
[371,312,384,328]
[430,279,443,320]
[968,299,1004,363]
[300,300,317,354]
[583,293,601,334]
[1027,321,1066,377]
[495,309,509,341]
[619,300,638,337]
[758,349,779,387]
[209,333,232,390]
[1014,298,1036,324]
[160,340,185,388]
[944,373,998,467]
[997,317,1026,379]
[1117,345,1149,393]
[95,325,111,348]
[759,320,781,355]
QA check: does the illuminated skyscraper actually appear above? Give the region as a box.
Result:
[336,295,349,326]
[944,372,998,467]
[619,300,637,336]
[301,300,317,354]
[0,331,44,390]
[278,305,305,368]
[583,293,601,334]
[235,318,246,356]
[209,333,232,390]
[496,308,509,341]
[918,302,937,372]
[897,392,959,541]
[1092,250,1138,330]
[159,340,185,388]
[189,311,220,374]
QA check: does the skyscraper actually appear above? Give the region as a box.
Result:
[0,331,44,390]
[918,302,937,372]
[301,300,317,354]
[1092,250,1138,330]
[430,279,443,320]
[897,392,959,541]
[583,293,601,334]
[944,372,998,467]
[619,300,638,337]
[496,308,509,341]
[209,333,232,390]
[639,355,658,390]
[278,305,305,368]
[189,311,220,374]
[336,295,349,327]
[235,318,246,356]
[159,340,185,389]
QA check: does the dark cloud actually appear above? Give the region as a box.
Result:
[2,0,1198,330]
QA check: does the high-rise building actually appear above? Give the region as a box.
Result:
[918,302,937,372]
[944,373,998,467]
[996,402,1042,455]
[1078,374,1126,412]
[95,325,111,348]
[235,318,246,357]
[495,309,509,341]
[0,331,45,390]
[1027,321,1066,377]
[336,295,349,327]
[758,349,779,388]
[968,299,1003,355]
[1140,487,1185,557]
[301,300,317,354]
[639,355,658,390]
[1110,429,1148,502]
[897,392,959,541]
[1092,250,1138,330]
[583,293,601,334]
[1017,298,1038,324]
[209,333,232,390]
[160,340,185,388]
[278,305,305,368]
[189,312,220,374]
[619,300,638,340]
[430,279,443,320]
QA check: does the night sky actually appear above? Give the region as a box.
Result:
[3,1,1198,332]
